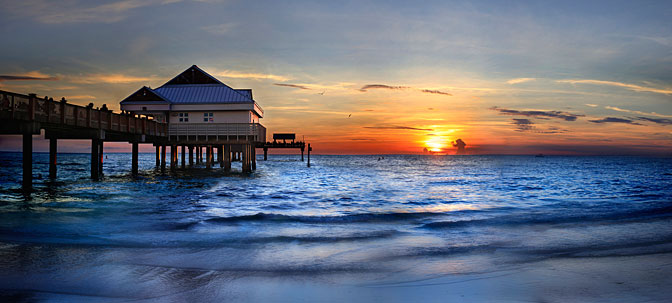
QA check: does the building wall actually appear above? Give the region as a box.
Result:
[169,110,260,124]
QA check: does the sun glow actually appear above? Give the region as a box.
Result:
[424,136,447,152]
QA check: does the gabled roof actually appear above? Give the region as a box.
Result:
[120,86,170,104]
[121,65,259,105]
[162,65,224,85]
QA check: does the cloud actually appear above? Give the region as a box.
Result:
[558,79,672,95]
[214,70,290,82]
[201,23,236,35]
[512,118,534,131]
[421,89,452,96]
[510,118,566,133]
[5,0,181,24]
[360,84,410,91]
[506,78,536,84]
[604,106,672,118]
[274,83,310,90]
[0,75,57,82]
[635,117,672,126]
[360,84,451,96]
[588,117,642,125]
[585,104,599,107]
[491,106,584,121]
[363,125,433,131]
[66,95,97,100]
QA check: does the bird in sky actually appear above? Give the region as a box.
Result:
[348,114,352,118]
[318,91,325,95]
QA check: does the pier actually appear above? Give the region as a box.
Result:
[1,89,311,192]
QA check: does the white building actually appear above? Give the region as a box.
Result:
[120,65,265,143]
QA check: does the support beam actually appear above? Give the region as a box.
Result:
[252,146,256,170]
[307,143,311,168]
[49,138,57,179]
[263,147,268,161]
[155,145,160,168]
[189,146,194,166]
[132,142,138,176]
[301,146,304,162]
[224,144,231,172]
[218,145,223,168]
[160,145,166,171]
[23,133,32,191]
[99,141,104,177]
[170,145,177,170]
[206,145,212,168]
[242,145,249,173]
[181,145,186,168]
[91,139,100,180]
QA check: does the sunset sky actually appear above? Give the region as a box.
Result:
[0,0,671,155]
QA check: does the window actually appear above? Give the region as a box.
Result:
[203,112,214,122]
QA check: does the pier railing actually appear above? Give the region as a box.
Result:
[0,90,167,136]
[169,123,266,142]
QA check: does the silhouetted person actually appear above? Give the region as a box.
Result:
[453,139,466,155]
[101,104,108,111]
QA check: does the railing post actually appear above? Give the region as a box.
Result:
[60,98,66,124]
[28,93,36,121]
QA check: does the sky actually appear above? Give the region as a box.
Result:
[0,0,671,155]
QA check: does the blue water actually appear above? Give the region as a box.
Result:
[1,152,671,301]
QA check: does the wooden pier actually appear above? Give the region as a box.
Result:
[1,90,310,192]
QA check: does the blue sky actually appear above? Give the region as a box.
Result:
[1,0,671,154]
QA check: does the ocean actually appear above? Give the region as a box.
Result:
[1,152,671,302]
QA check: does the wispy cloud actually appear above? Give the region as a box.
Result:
[512,118,534,131]
[491,106,584,121]
[363,125,433,131]
[506,78,536,84]
[214,70,290,82]
[360,84,451,96]
[634,117,672,126]
[421,89,452,96]
[201,23,236,35]
[585,104,599,107]
[589,117,642,125]
[558,79,672,95]
[66,95,97,100]
[604,106,672,118]
[274,83,310,90]
[510,118,567,133]
[0,74,58,82]
[5,0,181,24]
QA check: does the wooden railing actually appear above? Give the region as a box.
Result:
[0,90,167,137]
[169,123,266,142]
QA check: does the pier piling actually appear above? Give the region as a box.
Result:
[155,146,160,168]
[307,143,311,168]
[91,139,100,180]
[263,147,268,161]
[23,133,32,191]
[132,142,138,176]
[252,146,256,170]
[224,144,231,172]
[206,145,212,168]
[161,145,166,171]
[189,146,194,165]
[49,138,57,179]
[181,145,186,168]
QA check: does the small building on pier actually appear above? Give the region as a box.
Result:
[120,65,265,143]
[120,65,266,172]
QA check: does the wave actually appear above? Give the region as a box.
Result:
[422,203,672,229]
[205,211,449,224]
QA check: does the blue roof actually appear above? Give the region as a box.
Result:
[154,84,253,104]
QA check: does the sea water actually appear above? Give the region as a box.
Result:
[0,152,671,301]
